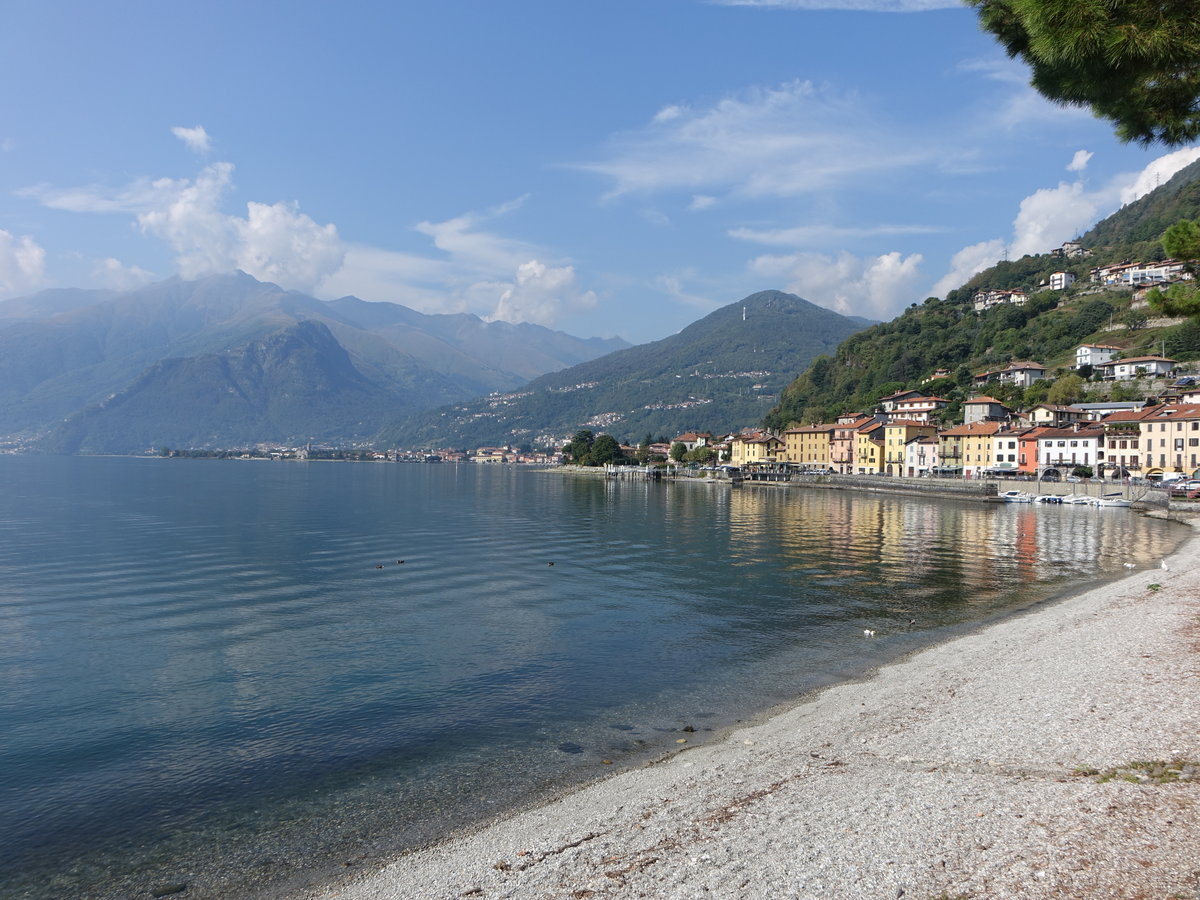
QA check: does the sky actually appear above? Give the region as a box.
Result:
[3,0,1200,345]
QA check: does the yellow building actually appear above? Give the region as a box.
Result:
[730,432,783,466]
[938,421,1002,477]
[854,421,886,473]
[783,424,835,469]
[881,420,937,476]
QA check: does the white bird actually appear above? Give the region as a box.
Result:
[1161,559,1170,571]
[863,629,876,637]
[1123,562,1136,569]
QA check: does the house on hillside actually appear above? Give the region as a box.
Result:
[1076,343,1120,369]
[974,361,1048,390]
[671,432,713,452]
[1093,356,1177,380]
[1025,404,1086,428]
[1048,271,1076,291]
[973,289,1027,313]
[1052,240,1090,259]
[963,396,1010,424]
[885,395,949,424]
[1071,400,1149,420]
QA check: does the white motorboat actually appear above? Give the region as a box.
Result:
[1000,490,1034,502]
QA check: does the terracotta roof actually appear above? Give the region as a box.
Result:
[938,421,1005,437]
[966,396,1006,405]
[1095,355,1176,365]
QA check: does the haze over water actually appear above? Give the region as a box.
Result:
[0,457,1183,899]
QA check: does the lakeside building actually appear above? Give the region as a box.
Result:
[783,424,835,470]
[883,420,937,476]
[1093,356,1177,380]
[938,421,1004,478]
[1070,400,1149,420]
[973,361,1048,390]
[671,432,713,452]
[729,431,783,466]
[854,420,887,474]
[1035,423,1105,475]
[904,434,939,477]
[832,414,876,473]
[1134,403,1200,476]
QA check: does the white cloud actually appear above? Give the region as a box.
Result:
[930,239,1005,298]
[731,222,942,246]
[234,201,345,293]
[688,194,717,211]
[749,248,923,319]
[1010,180,1098,258]
[318,244,458,308]
[1067,150,1093,173]
[931,145,1200,297]
[576,80,932,200]
[28,160,346,293]
[414,197,535,275]
[0,229,46,296]
[171,125,211,154]
[486,260,597,327]
[92,257,155,291]
[655,274,720,312]
[710,0,960,9]
[1118,146,1200,205]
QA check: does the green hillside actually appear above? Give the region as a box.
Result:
[765,160,1200,430]
[384,291,872,448]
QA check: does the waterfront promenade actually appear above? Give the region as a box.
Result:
[307,519,1199,900]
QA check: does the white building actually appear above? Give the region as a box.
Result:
[974,361,1048,390]
[1037,425,1105,472]
[904,435,939,477]
[1076,343,1120,369]
[1094,356,1177,380]
[1049,271,1076,291]
[973,289,1028,313]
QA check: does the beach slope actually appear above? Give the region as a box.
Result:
[309,534,1200,900]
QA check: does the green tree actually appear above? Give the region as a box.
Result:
[586,434,625,466]
[1047,373,1086,405]
[1162,218,1200,264]
[969,0,1200,145]
[564,429,595,464]
[1120,308,1149,332]
[669,441,687,462]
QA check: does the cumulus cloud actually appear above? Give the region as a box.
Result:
[1067,150,1093,172]
[930,239,1005,298]
[749,248,923,319]
[233,201,345,292]
[92,257,155,291]
[0,229,46,296]
[1118,146,1200,205]
[171,125,211,154]
[931,146,1200,297]
[576,80,932,200]
[28,155,346,294]
[414,197,535,275]
[485,260,597,327]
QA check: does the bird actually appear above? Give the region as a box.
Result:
[1161,559,1170,571]
[396,560,405,565]
[1123,562,1136,569]
[863,629,876,637]
[547,561,555,566]
[375,564,384,569]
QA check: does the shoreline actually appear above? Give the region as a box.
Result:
[301,518,1200,900]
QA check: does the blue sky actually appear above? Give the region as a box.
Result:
[3,0,1199,343]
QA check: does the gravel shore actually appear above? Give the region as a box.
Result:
[306,524,1200,900]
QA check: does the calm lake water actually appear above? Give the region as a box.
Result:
[0,457,1184,899]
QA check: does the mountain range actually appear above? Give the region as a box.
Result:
[384,291,872,448]
[0,272,627,453]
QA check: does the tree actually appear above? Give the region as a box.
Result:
[586,434,625,466]
[1120,308,1149,332]
[1047,373,1085,405]
[969,0,1200,145]
[669,441,687,462]
[563,429,595,464]
[1162,218,1200,264]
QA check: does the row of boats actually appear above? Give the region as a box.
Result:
[999,490,1132,507]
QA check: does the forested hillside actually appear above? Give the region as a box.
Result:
[765,159,1200,430]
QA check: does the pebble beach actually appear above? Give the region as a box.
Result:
[304,518,1200,900]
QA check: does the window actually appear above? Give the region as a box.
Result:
[1175,439,1185,451]
[1070,440,1078,447]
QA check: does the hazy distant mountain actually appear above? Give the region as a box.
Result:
[384,290,873,448]
[0,272,628,451]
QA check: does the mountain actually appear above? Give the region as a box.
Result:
[383,291,873,448]
[764,158,1200,430]
[0,272,628,451]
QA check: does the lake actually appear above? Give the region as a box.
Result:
[0,457,1183,899]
